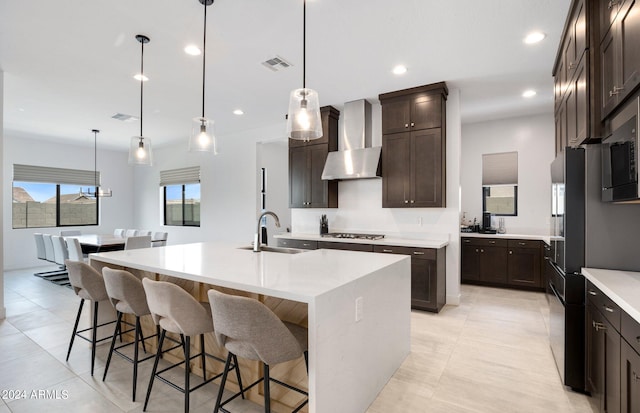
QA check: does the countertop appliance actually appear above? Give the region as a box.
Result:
[320,233,385,240]
[602,96,640,202]
[548,147,586,392]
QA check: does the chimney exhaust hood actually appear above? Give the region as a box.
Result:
[321,99,381,180]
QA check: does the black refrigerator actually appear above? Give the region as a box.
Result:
[548,147,586,392]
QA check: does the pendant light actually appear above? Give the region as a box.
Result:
[188,0,217,153]
[128,34,153,166]
[286,0,322,141]
[81,129,112,198]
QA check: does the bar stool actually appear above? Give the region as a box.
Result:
[208,289,309,413]
[102,268,159,402]
[141,278,242,413]
[65,260,117,376]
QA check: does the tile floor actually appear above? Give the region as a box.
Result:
[0,267,594,413]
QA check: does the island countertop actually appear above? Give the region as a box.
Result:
[89,241,409,303]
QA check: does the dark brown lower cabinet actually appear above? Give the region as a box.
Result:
[461,237,544,290]
[621,341,640,413]
[587,303,621,413]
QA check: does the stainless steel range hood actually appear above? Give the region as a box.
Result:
[321,99,381,180]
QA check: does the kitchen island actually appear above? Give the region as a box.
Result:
[89,242,411,413]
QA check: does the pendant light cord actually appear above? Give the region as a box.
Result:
[93,130,98,190]
[202,1,207,118]
[140,40,145,137]
[302,0,306,89]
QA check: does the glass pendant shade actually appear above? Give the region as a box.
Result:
[287,88,322,141]
[189,117,217,153]
[129,136,153,166]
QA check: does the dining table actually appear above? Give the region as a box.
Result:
[67,234,126,254]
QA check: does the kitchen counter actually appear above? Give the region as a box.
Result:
[275,233,449,249]
[583,268,640,324]
[461,232,551,244]
[90,242,410,413]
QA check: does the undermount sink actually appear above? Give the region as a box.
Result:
[237,245,306,254]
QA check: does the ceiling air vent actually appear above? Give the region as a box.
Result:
[111,113,139,122]
[261,55,292,72]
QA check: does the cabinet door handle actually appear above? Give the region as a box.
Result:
[475,249,479,253]
[633,372,640,382]
[593,321,607,331]
[404,200,409,204]
[404,123,409,128]
[635,336,640,343]
[480,249,484,253]
[410,200,415,204]
[608,0,619,9]
[603,305,615,313]
[302,243,311,247]
[413,251,425,255]
[509,250,513,255]
[463,239,470,243]
[410,122,415,127]
[568,62,576,70]
[518,242,526,246]
[588,290,597,296]
[383,249,393,253]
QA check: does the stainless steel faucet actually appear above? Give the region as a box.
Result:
[254,211,280,252]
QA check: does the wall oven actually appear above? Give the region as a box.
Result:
[602,96,640,202]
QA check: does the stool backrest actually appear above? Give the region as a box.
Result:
[208,289,303,365]
[66,237,84,262]
[142,278,211,336]
[65,260,108,301]
[34,233,46,260]
[102,268,150,316]
[125,235,151,250]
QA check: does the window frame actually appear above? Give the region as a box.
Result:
[482,185,518,217]
[11,182,100,229]
[163,184,201,227]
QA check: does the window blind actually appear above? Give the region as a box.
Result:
[13,164,100,186]
[159,166,201,186]
[482,152,518,186]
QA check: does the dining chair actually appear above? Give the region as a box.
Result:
[43,234,56,263]
[125,229,138,237]
[51,235,69,270]
[33,233,67,277]
[66,237,86,262]
[114,229,126,237]
[151,232,168,247]
[125,236,152,250]
[135,230,152,236]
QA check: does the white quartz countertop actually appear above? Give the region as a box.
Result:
[583,268,640,323]
[90,242,408,303]
[274,233,449,249]
[461,232,551,244]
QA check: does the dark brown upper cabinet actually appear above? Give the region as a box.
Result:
[288,106,339,208]
[600,0,640,119]
[379,83,447,208]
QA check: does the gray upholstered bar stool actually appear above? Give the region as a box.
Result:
[141,278,240,413]
[208,289,309,413]
[65,260,117,376]
[102,268,157,402]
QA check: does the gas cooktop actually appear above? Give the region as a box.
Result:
[321,233,385,240]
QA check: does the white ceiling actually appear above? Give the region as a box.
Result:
[0,0,570,151]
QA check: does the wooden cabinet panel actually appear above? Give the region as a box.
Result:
[382,133,411,207]
[601,25,618,118]
[566,83,578,147]
[574,0,587,65]
[381,99,411,135]
[619,0,640,100]
[507,246,542,288]
[411,94,442,130]
[461,244,480,281]
[479,246,508,284]
[309,144,330,207]
[621,340,640,413]
[411,128,444,207]
[317,241,373,252]
[556,102,567,155]
[289,146,308,208]
[601,0,622,40]
[576,58,589,144]
[276,238,317,250]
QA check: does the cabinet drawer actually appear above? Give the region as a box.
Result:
[317,241,373,252]
[373,245,436,259]
[622,311,640,355]
[276,239,318,250]
[507,240,541,249]
[586,280,621,331]
[462,238,508,248]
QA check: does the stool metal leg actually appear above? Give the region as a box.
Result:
[133,316,141,402]
[91,301,99,376]
[304,350,309,373]
[144,329,166,412]
[200,334,206,381]
[213,353,233,413]
[66,298,85,361]
[263,363,271,413]
[184,335,191,413]
[102,311,123,381]
[232,354,245,399]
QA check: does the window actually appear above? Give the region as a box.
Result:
[161,167,201,227]
[482,152,518,216]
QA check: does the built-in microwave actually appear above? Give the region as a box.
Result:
[602,96,640,202]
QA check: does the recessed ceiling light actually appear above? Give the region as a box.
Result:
[522,89,537,98]
[524,31,546,44]
[184,45,201,56]
[233,109,244,115]
[134,73,149,82]
[392,65,408,75]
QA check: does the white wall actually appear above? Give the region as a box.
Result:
[460,113,555,235]
[133,123,289,246]
[2,134,135,270]
[1,71,5,318]
[291,91,463,305]
[257,139,291,246]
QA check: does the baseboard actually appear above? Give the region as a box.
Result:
[446,293,461,306]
